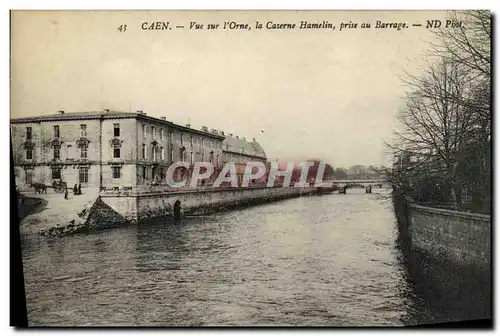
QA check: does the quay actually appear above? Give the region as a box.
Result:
[18,185,323,237]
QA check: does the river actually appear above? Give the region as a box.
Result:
[19,188,484,326]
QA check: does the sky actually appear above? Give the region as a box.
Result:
[10,10,450,167]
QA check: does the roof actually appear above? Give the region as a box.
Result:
[10,110,224,139]
[223,136,267,159]
[10,110,141,123]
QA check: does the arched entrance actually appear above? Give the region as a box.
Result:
[173,200,182,219]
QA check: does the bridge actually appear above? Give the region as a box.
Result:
[323,179,387,186]
[320,179,389,194]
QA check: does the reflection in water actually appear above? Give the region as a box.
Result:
[20,189,489,326]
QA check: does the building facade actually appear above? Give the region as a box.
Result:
[11,110,225,191]
[222,134,267,186]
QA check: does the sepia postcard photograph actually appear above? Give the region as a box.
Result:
[9,8,492,328]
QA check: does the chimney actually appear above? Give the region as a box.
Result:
[252,137,256,142]
[136,110,145,115]
[228,133,233,137]
[201,126,208,132]
[161,117,166,120]
[58,110,65,115]
[102,109,110,113]
[220,131,225,136]
[236,135,239,139]
[185,124,191,128]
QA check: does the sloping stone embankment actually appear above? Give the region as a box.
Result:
[38,197,127,238]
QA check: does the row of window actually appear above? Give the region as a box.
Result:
[26,144,88,160]
[142,125,164,140]
[24,166,120,185]
[25,124,120,140]
[25,125,219,150]
[140,124,219,149]
[140,144,220,165]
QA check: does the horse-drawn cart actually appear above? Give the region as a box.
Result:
[52,180,67,193]
[30,181,67,194]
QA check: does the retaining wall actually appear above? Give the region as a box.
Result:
[407,201,491,267]
[100,186,317,221]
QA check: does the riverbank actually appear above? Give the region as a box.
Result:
[392,189,491,322]
[19,186,328,238]
[100,186,321,222]
[19,190,99,237]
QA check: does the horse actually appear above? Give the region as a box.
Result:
[30,183,47,194]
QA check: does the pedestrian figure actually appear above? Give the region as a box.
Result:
[73,184,78,195]
[64,188,68,199]
[78,183,82,195]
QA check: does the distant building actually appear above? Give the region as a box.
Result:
[10,110,224,191]
[222,135,267,186]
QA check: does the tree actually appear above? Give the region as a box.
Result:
[432,10,491,81]
[333,167,348,180]
[389,10,491,213]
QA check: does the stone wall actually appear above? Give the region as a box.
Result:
[408,202,491,267]
[100,186,317,221]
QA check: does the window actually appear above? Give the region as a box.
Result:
[170,148,173,163]
[112,166,121,179]
[210,153,214,165]
[79,167,89,183]
[113,123,120,137]
[180,149,185,161]
[170,132,174,144]
[113,148,120,158]
[26,148,33,160]
[54,125,60,138]
[180,133,183,145]
[216,154,220,167]
[142,144,146,159]
[142,166,147,179]
[142,124,146,138]
[25,169,33,184]
[52,167,61,180]
[67,144,74,160]
[160,168,165,180]
[160,128,164,140]
[152,145,157,161]
[80,145,87,159]
[26,127,32,140]
[209,140,213,148]
[201,152,204,162]
[54,144,61,159]
[161,147,164,160]
[190,152,194,164]
[152,126,156,139]
[190,136,193,146]
[201,138,204,149]
[80,124,87,137]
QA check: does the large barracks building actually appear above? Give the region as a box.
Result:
[10,110,267,191]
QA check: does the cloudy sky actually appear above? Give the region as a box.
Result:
[11,10,450,167]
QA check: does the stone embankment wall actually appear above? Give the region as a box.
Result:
[38,197,127,237]
[393,191,491,320]
[393,191,490,268]
[35,186,321,237]
[100,186,318,221]
[408,202,490,267]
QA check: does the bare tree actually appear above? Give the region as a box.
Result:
[432,10,491,80]
[391,58,478,209]
[388,11,491,212]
